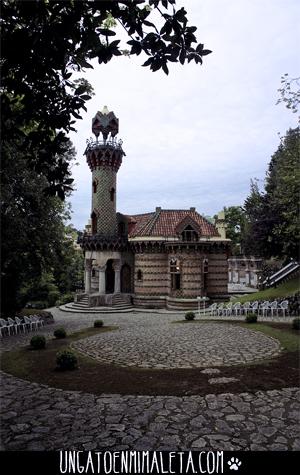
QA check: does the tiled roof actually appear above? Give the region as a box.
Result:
[127,209,219,238]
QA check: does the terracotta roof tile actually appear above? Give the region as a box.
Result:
[127,209,219,238]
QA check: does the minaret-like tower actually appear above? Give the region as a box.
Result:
[85,106,125,237]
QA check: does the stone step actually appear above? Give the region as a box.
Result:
[59,304,134,314]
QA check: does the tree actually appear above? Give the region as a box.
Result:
[277,74,300,122]
[1,137,78,315]
[242,128,300,261]
[223,206,247,255]
[1,0,212,197]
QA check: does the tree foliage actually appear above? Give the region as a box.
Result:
[1,0,211,196]
[243,128,300,260]
[277,74,300,122]
[223,206,247,255]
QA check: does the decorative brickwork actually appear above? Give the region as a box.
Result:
[92,167,117,235]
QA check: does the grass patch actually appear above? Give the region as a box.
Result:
[1,322,299,397]
[231,277,300,303]
[0,326,117,381]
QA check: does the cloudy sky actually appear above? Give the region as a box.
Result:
[68,0,300,230]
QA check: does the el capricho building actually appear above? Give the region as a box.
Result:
[78,107,230,310]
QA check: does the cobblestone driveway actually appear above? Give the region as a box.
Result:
[0,309,299,451]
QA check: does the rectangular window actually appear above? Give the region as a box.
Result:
[171,273,181,290]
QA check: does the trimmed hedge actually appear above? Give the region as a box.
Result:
[94,320,104,328]
[185,312,196,321]
[56,350,78,371]
[54,327,67,339]
[245,313,257,324]
[30,335,46,350]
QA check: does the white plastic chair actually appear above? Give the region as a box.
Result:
[217,303,224,316]
[32,315,44,328]
[259,301,270,317]
[278,300,289,317]
[232,302,242,317]
[250,301,259,314]
[24,316,35,332]
[208,303,217,316]
[269,301,278,317]
[29,316,39,331]
[242,302,251,316]
[223,303,233,317]
[8,317,19,335]
[0,319,8,337]
[0,318,14,336]
[15,316,27,333]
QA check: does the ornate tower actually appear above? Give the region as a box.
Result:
[85,106,125,236]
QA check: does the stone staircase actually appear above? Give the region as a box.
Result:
[60,294,134,314]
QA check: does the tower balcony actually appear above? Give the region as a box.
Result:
[84,138,125,172]
[78,233,129,251]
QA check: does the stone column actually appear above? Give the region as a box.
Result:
[98,265,106,295]
[114,262,121,294]
[84,260,92,294]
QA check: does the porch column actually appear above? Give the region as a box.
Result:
[84,260,92,294]
[114,262,121,294]
[98,265,106,295]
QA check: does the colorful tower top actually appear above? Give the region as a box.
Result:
[92,105,119,141]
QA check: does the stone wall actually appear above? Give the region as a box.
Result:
[134,253,169,296]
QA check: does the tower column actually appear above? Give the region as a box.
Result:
[113,262,121,294]
[84,260,92,294]
[98,265,107,295]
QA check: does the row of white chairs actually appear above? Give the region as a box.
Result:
[208,300,289,318]
[0,315,44,337]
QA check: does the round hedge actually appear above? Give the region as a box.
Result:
[56,350,78,371]
[185,312,196,321]
[54,327,67,339]
[94,320,104,328]
[30,335,46,350]
[245,313,257,324]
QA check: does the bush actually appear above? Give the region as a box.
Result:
[27,301,48,309]
[185,312,196,321]
[54,327,67,339]
[30,335,46,350]
[292,318,300,331]
[57,293,74,306]
[56,350,78,371]
[94,320,104,328]
[245,313,257,323]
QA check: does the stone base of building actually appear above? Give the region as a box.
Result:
[133,294,229,310]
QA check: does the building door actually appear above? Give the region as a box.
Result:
[121,264,132,293]
[105,259,115,293]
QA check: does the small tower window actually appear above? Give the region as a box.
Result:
[203,258,209,274]
[170,258,181,290]
[110,187,115,202]
[137,270,143,281]
[93,180,98,193]
[181,225,198,242]
[91,212,97,235]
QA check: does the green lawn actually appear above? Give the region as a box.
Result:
[232,276,300,303]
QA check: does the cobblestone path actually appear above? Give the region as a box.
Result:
[0,309,299,451]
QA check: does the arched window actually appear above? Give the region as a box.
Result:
[170,258,181,290]
[110,187,115,202]
[91,212,97,235]
[93,180,98,193]
[137,269,143,281]
[181,225,198,242]
[203,258,209,274]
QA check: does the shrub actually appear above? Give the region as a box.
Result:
[185,312,196,321]
[56,350,78,371]
[292,318,300,331]
[94,320,104,328]
[54,327,67,339]
[245,313,257,323]
[30,335,46,350]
